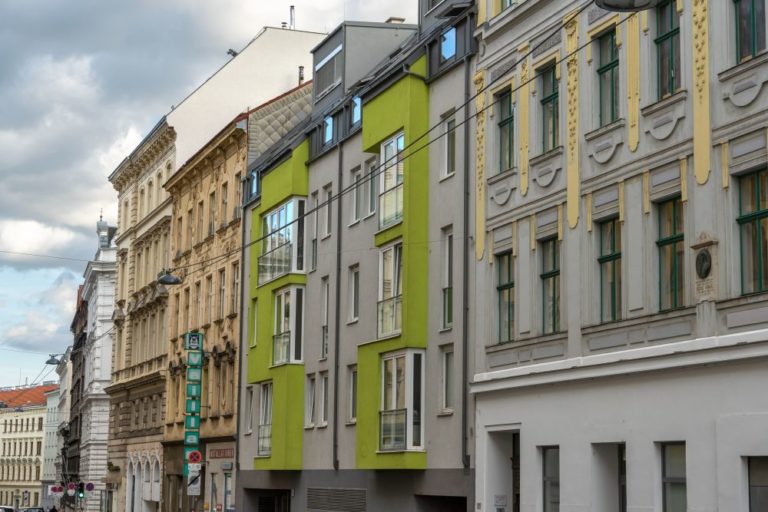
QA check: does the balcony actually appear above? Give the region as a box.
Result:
[258,242,292,285]
[377,295,402,338]
[379,183,403,229]
[442,286,453,329]
[321,325,328,359]
[257,424,272,456]
[379,409,406,451]
[272,331,291,365]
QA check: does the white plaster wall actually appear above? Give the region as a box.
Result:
[475,357,768,512]
[167,27,325,167]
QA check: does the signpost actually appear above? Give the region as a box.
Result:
[184,332,204,480]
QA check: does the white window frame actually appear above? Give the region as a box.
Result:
[319,372,329,426]
[378,132,405,229]
[244,386,254,435]
[365,158,378,217]
[305,374,316,427]
[348,365,357,423]
[260,197,306,284]
[249,299,258,348]
[322,186,333,238]
[272,285,305,365]
[443,115,456,178]
[310,191,319,271]
[257,382,273,456]
[442,226,454,329]
[440,346,454,413]
[350,167,363,224]
[379,349,425,451]
[348,265,360,322]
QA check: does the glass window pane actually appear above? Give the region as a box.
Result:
[759,170,768,210]
[383,358,393,410]
[440,28,457,61]
[664,482,687,512]
[758,0,767,54]
[742,221,758,294]
[660,244,674,310]
[601,260,615,321]
[675,240,685,306]
[762,217,768,291]
[395,355,406,408]
[664,444,686,478]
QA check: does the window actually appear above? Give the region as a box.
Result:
[230,262,239,315]
[657,197,684,310]
[497,251,514,342]
[323,116,334,146]
[257,382,273,456]
[351,96,362,126]
[348,365,357,422]
[315,44,342,97]
[272,286,304,365]
[259,199,305,284]
[323,186,333,237]
[655,0,681,99]
[662,443,686,512]
[349,265,360,322]
[205,276,213,325]
[442,227,454,329]
[378,243,403,337]
[599,218,622,322]
[540,64,559,152]
[380,350,424,451]
[209,191,216,234]
[250,300,258,348]
[319,372,329,426]
[220,182,229,225]
[445,116,456,177]
[735,0,766,62]
[379,133,405,229]
[321,276,329,359]
[542,447,560,512]
[366,158,378,216]
[499,0,515,12]
[305,374,316,427]
[245,387,253,434]
[738,169,768,294]
[428,0,443,9]
[541,239,560,334]
[310,192,318,270]
[176,216,183,254]
[441,347,454,412]
[197,200,205,241]
[498,90,514,173]
[597,29,619,126]
[187,207,194,247]
[748,456,768,510]
[351,168,363,223]
[218,269,226,318]
[440,27,457,62]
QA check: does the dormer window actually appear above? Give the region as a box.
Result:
[315,44,343,99]
[323,116,334,146]
[351,97,362,127]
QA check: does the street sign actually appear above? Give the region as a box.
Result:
[85,482,95,492]
[188,463,202,472]
[187,383,201,397]
[187,472,201,496]
[67,489,75,497]
[185,332,203,350]
[187,450,203,464]
[185,415,200,429]
[186,398,201,414]
[187,367,202,382]
[187,351,203,366]
[185,431,201,446]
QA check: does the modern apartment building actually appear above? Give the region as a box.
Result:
[237,6,477,511]
[161,81,313,512]
[470,1,768,511]
[0,383,58,509]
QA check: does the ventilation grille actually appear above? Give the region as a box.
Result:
[307,487,367,512]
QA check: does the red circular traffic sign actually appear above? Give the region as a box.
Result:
[67,482,76,490]
[187,450,203,463]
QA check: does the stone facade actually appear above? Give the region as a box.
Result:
[471,1,768,511]
[40,388,59,510]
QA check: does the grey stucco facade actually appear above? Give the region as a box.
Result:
[470,1,768,511]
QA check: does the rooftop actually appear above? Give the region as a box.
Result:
[0,383,59,409]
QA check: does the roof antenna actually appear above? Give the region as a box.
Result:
[290,5,295,29]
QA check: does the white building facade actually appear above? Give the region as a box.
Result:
[41,389,60,510]
[470,1,768,511]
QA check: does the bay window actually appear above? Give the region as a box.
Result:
[378,243,403,338]
[379,133,405,229]
[272,286,304,365]
[258,198,306,284]
[380,349,424,451]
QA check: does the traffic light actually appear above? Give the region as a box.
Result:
[77,482,85,499]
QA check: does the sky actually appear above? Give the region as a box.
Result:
[0,0,417,387]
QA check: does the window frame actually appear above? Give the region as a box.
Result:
[657,197,685,311]
[319,372,329,426]
[497,251,515,342]
[655,0,681,99]
[348,365,358,423]
[737,168,768,295]
[497,90,514,173]
[597,29,620,127]
[272,285,305,365]
[323,116,334,146]
[444,116,457,178]
[440,27,457,63]
[734,0,767,62]
[442,227,454,329]
[305,374,316,428]
[379,132,405,229]
[540,64,559,153]
[378,242,404,338]
[379,349,425,451]
[540,238,560,334]
[598,218,622,323]
[349,264,360,322]
[440,346,454,412]
[351,96,362,127]
[661,442,687,512]
[542,446,560,512]
[351,167,363,224]
[257,382,273,456]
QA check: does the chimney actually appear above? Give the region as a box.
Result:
[385,16,406,24]
[281,21,288,29]
[290,5,296,29]
[298,66,305,85]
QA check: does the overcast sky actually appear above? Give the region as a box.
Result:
[0,0,416,387]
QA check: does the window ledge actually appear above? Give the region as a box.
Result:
[486,331,568,352]
[348,219,361,228]
[437,409,454,417]
[584,118,626,142]
[304,424,315,430]
[439,172,456,184]
[244,431,252,436]
[718,51,768,83]
[318,357,328,362]
[347,318,359,326]
[363,211,376,221]
[375,221,403,237]
[487,167,517,186]
[321,233,332,241]
[317,422,328,429]
[529,146,564,168]
[345,420,357,426]
[358,332,401,346]
[376,449,426,454]
[254,454,271,459]
[439,326,453,333]
[640,89,687,117]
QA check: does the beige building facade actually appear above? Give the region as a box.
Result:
[107,119,175,512]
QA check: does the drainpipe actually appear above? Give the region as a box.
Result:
[333,136,344,471]
[461,32,474,470]
[234,153,248,487]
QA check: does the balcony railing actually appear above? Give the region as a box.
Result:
[377,295,402,338]
[379,409,407,451]
[442,286,453,328]
[258,242,292,285]
[379,183,404,229]
[257,424,272,456]
[321,325,328,359]
[272,331,290,365]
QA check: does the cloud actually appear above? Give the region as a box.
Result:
[0,270,79,354]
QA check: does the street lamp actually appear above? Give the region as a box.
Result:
[157,269,183,286]
[46,354,64,365]
[595,0,662,10]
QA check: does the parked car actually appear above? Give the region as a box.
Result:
[0,506,14,512]
[23,508,45,512]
